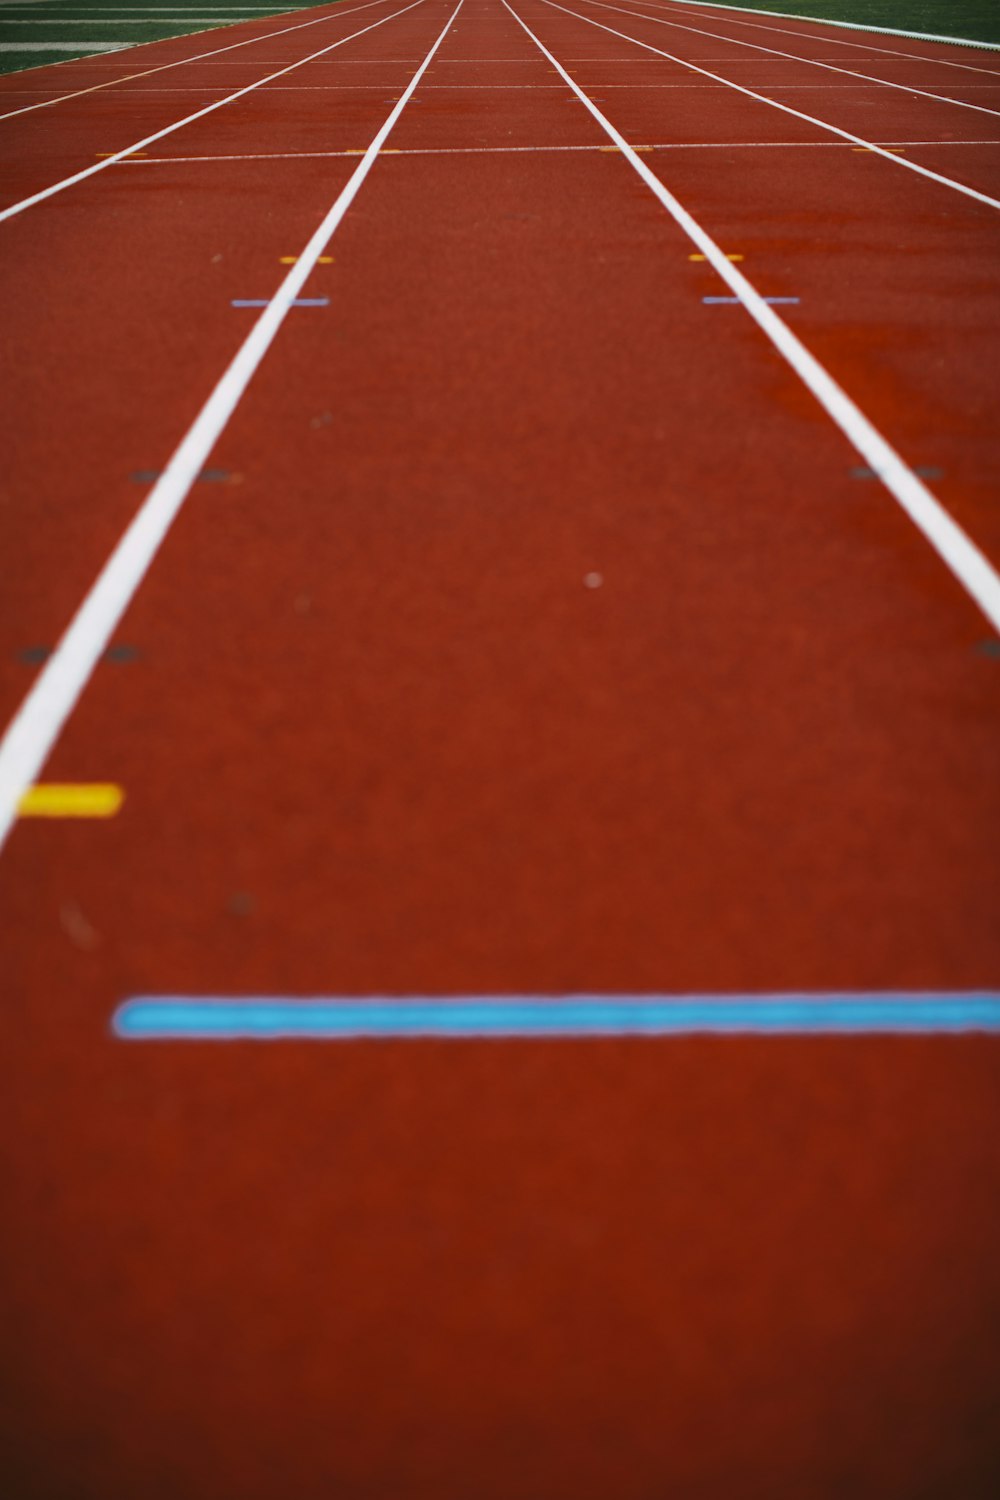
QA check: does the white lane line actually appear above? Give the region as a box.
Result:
[0,0,429,220]
[0,39,127,47]
[502,0,1000,637]
[666,0,1000,55]
[532,0,1000,211]
[636,0,1000,77]
[574,0,1000,119]
[0,0,463,857]
[0,0,401,121]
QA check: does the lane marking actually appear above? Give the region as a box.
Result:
[18,644,138,663]
[28,79,1000,91]
[112,993,1000,1038]
[0,0,428,220]
[231,296,329,305]
[853,464,943,480]
[0,0,405,123]
[279,253,334,262]
[0,40,127,48]
[690,250,742,259]
[130,466,236,481]
[0,16,282,22]
[532,0,1000,211]
[577,0,1000,119]
[101,138,1000,161]
[703,294,797,302]
[18,783,123,817]
[0,0,464,856]
[503,0,1000,637]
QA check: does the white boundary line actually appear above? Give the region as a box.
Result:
[531,0,1000,211]
[574,0,1000,120]
[0,0,462,855]
[637,0,1000,76]
[0,0,428,220]
[0,0,400,122]
[501,0,1000,633]
[669,0,1000,52]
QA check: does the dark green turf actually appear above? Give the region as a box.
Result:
[676,0,1000,45]
[0,0,341,77]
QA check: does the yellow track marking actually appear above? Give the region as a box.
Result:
[280,255,333,264]
[18,784,124,818]
[689,252,743,261]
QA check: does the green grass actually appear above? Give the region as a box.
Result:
[676,0,1000,44]
[0,0,339,77]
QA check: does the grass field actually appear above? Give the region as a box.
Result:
[677,0,1000,45]
[0,0,334,77]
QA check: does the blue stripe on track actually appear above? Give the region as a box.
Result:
[112,994,1000,1040]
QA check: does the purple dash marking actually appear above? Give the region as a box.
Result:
[703,296,799,305]
[231,298,329,308]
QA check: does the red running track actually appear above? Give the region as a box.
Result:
[1,1,999,1495]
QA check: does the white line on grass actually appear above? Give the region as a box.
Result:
[501,0,1000,636]
[633,0,1000,76]
[575,0,1000,119]
[667,0,1000,53]
[0,0,428,219]
[532,0,1000,211]
[0,0,463,856]
[0,0,401,122]
[0,40,127,47]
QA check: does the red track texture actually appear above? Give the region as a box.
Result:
[2,1,1000,1495]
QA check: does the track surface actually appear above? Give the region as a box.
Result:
[2,1,1000,1494]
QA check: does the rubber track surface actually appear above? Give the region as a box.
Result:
[1,1,999,1495]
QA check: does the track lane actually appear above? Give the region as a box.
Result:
[2,2,999,1496]
[0,1,401,123]
[506,0,1000,542]
[0,0,420,209]
[571,0,1000,118]
[0,0,460,727]
[527,0,1000,208]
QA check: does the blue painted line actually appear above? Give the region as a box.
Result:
[703,296,800,305]
[112,994,1000,1040]
[231,298,329,308]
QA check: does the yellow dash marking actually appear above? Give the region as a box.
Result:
[854,146,906,155]
[689,252,744,262]
[19,784,124,819]
[381,148,401,154]
[97,151,147,159]
[279,255,334,264]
